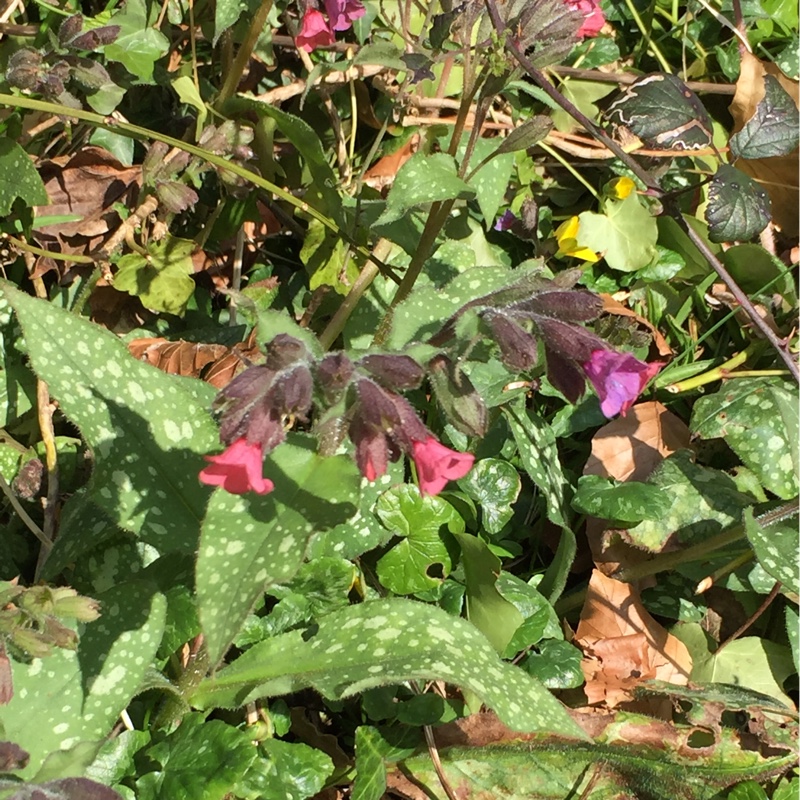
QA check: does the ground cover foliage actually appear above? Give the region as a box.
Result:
[0,0,797,795]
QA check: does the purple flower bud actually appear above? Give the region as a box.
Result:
[355,379,403,430]
[482,310,539,371]
[348,415,394,481]
[494,210,517,231]
[513,289,602,323]
[533,316,608,363]
[545,346,587,403]
[264,334,308,371]
[266,364,313,419]
[315,352,354,401]
[358,354,425,390]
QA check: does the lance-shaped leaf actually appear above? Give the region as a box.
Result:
[0,139,48,215]
[495,116,553,155]
[706,165,772,243]
[743,508,799,595]
[191,598,586,738]
[2,284,218,554]
[197,436,361,666]
[730,75,800,160]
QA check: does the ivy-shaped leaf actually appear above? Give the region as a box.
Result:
[104,0,169,83]
[192,598,587,739]
[705,165,772,243]
[0,138,48,214]
[375,486,464,595]
[690,378,798,499]
[0,581,166,779]
[730,75,800,160]
[196,436,361,666]
[572,474,673,523]
[2,284,218,555]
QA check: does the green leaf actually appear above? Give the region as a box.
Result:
[786,605,799,673]
[706,164,772,243]
[0,137,48,214]
[690,378,798,498]
[375,153,475,226]
[571,474,673,523]
[213,0,246,43]
[621,451,753,552]
[172,76,208,140]
[497,572,561,658]
[0,581,165,779]
[743,508,799,594]
[192,598,586,738]
[459,458,521,534]
[502,400,569,529]
[494,116,553,155]
[197,437,361,666]
[299,217,359,295]
[241,740,333,800]
[454,532,524,653]
[577,193,658,272]
[2,285,218,554]
[461,138,514,229]
[105,0,169,82]
[605,73,713,151]
[521,639,585,689]
[375,486,464,595]
[692,637,795,709]
[730,75,800,159]
[86,729,152,787]
[726,781,769,800]
[352,727,389,800]
[135,714,256,800]
[113,235,196,316]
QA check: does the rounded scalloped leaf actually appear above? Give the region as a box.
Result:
[197,438,361,666]
[2,284,219,553]
[0,580,166,779]
[458,458,521,534]
[690,378,798,499]
[193,598,586,739]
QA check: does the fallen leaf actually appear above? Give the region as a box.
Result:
[600,293,673,357]
[584,401,691,482]
[575,570,692,708]
[363,133,420,192]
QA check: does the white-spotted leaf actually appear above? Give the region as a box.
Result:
[192,598,586,738]
[743,508,799,595]
[197,436,361,666]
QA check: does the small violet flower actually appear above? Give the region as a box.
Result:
[323,0,365,31]
[494,209,517,232]
[582,349,662,418]
[296,8,335,52]
[411,437,475,496]
[567,0,605,37]
[199,438,274,495]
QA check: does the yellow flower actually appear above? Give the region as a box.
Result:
[605,176,635,199]
[555,216,600,263]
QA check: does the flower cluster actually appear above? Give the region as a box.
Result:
[296,0,365,52]
[199,339,474,497]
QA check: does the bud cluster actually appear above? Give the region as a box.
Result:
[0,582,101,663]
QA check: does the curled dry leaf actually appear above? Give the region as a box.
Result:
[729,52,799,236]
[575,569,692,708]
[600,293,673,357]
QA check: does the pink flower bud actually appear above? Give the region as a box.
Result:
[296,9,335,52]
[411,437,474,496]
[199,438,274,495]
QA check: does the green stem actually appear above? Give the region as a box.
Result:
[539,141,600,200]
[216,0,275,108]
[0,93,388,275]
[621,0,672,72]
[665,340,763,393]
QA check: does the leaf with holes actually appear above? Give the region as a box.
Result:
[2,284,218,554]
[690,378,798,499]
[0,581,165,780]
[705,165,772,243]
[730,75,800,160]
[459,458,521,534]
[375,486,464,595]
[375,153,475,227]
[0,138,48,214]
[196,435,361,666]
[743,508,799,594]
[191,598,586,738]
[605,73,713,151]
[576,193,658,272]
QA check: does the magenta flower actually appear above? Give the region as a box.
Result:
[411,437,475,496]
[582,349,662,417]
[566,0,605,37]
[296,8,335,52]
[323,0,365,31]
[199,438,274,495]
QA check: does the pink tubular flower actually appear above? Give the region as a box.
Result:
[567,0,605,37]
[199,438,274,495]
[323,0,365,30]
[582,349,662,418]
[296,8,335,52]
[411,437,475,496]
